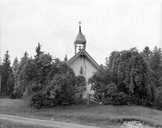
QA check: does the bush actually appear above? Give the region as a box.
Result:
[10,92,21,99]
[102,83,131,105]
[30,62,88,109]
[31,73,76,108]
[31,92,57,109]
[48,74,75,105]
[103,92,131,105]
[10,87,23,99]
[31,92,44,109]
[154,87,162,109]
[89,70,113,102]
[74,76,86,102]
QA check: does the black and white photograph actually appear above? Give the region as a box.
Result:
[0,0,162,128]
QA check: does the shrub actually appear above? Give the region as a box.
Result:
[10,91,22,99]
[31,62,88,109]
[31,92,44,109]
[154,87,162,109]
[10,86,24,99]
[74,76,86,103]
[31,73,76,108]
[103,83,131,105]
[89,70,113,102]
[47,74,75,105]
[31,92,57,109]
[103,92,131,105]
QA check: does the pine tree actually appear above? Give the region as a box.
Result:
[12,57,19,78]
[35,43,43,59]
[150,47,162,87]
[13,52,30,97]
[1,51,14,96]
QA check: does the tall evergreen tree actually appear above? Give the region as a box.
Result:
[13,52,30,97]
[1,51,14,96]
[141,46,152,65]
[35,43,43,59]
[12,57,19,79]
[149,47,162,87]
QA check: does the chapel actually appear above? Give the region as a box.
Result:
[67,23,101,98]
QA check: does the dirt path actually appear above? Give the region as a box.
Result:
[0,114,100,128]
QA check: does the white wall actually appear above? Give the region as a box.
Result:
[69,56,98,97]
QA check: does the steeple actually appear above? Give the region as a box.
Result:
[74,22,86,54]
[79,21,82,33]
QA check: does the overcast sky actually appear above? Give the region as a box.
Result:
[0,0,162,64]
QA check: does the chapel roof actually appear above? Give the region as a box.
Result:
[67,50,101,71]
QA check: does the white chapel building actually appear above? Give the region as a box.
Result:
[67,24,101,98]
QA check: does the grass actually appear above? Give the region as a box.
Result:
[0,119,51,128]
[0,98,162,127]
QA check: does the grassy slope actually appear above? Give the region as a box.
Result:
[0,99,162,127]
[0,120,51,128]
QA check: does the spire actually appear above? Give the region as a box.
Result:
[74,22,86,45]
[74,21,87,54]
[79,21,82,33]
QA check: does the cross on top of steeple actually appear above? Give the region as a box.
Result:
[79,21,82,33]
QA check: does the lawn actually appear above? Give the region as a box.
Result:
[0,98,162,128]
[0,119,51,128]
[0,120,50,128]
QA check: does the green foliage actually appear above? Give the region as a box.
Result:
[34,53,52,85]
[35,43,43,59]
[30,57,87,108]
[13,52,30,97]
[74,76,86,104]
[0,51,14,96]
[12,57,19,79]
[47,73,75,105]
[13,49,53,97]
[31,92,56,109]
[89,69,113,102]
[103,83,131,105]
[90,48,156,106]
[149,47,162,88]
[155,87,162,109]
[10,44,83,108]
[31,63,80,108]
[3,43,162,109]
[159,77,162,87]
[104,92,131,105]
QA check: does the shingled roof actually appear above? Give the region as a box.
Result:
[67,50,101,71]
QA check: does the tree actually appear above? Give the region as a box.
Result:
[47,73,76,105]
[149,47,162,87]
[12,57,19,90]
[13,52,30,97]
[1,51,14,96]
[12,57,19,78]
[90,48,155,105]
[107,51,120,84]
[13,46,53,97]
[89,69,113,102]
[31,62,77,108]
[142,46,152,60]
[35,43,43,59]
[75,76,86,101]
[34,53,52,86]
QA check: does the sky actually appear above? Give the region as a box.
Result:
[0,0,162,64]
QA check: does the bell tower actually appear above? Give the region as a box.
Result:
[74,22,86,54]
